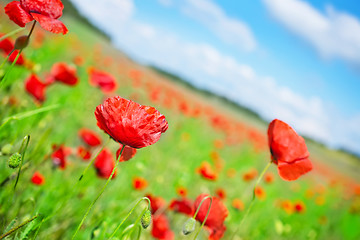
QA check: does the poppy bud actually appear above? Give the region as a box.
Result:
[141,209,152,229]
[14,35,29,50]
[182,218,196,235]
[1,144,13,155]
[8,152,22,169]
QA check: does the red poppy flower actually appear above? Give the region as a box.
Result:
[94,148,116,179]
[51,145,67,169]
[169,198,194,216]
[88,67,117,93]
[5,0,68,34]
[215,188,226,200]
[176,186,188,197]
[77,146,91,161]
[95,96,168,148]
[196,162,218,181]
[280,200,293,214]
[294,201,306,213]
[49,62,78,85]
[146,194,166,214]
[194,194,228,240]
[116,144,136,162]
[0,34,25,65]
[132,176,148,190]
[78,128,102,147]
[232,199,244,211]
[268,119,313,181]
[151,214,174,240]
[24,74,46,102]
[31,171,45,185]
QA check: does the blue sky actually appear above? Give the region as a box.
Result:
[70,0,360,155]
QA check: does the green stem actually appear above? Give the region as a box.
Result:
[78,137,110,181]
[192,196,213,240]
[0,50,13,70]
[109,197,151,239]
[0,215,38,239]
[0,104,60,130]
[14,135,30,190]
[71,144,126,239]
[127,209,145,239]
[230,161,272,239]
[0,28,24,42]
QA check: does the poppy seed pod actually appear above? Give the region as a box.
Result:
[8,152,22,168]
[182,218,196,235]
[141,209,152,229]
[14,35,29,50]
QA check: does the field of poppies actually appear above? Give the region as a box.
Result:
[1,1,360,240]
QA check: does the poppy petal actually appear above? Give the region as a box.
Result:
[31,13,68,35]
[20,0,64,19]
[277,157,313,181]
[5,1,33,28]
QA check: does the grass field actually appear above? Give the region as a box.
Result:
[1,7,360,240]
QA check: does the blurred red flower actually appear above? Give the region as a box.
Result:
[196,162,218,181]
[25,74,46,102]
[77,146,91,161]
[49,62,78,85]
[151,214,174,240]
[78,128,102,147]
[176,186,188,197]
[268,119,313,181]
[146,194,166,214]
[194,194,228,240]
[5,0,68,34]
[215,188,226,200]
[94,148,116,179]
[95,96,168,148]
[294,201,306,213]
[116,144,136,162]
[0,34,25,65]
[132,176,148,190]
[31,171,45,185]
[51,145,68,169]
[254,186,266,200]
[264,172,274,184]
[169,198,194,216]
[242,168,258,182]
[88,68,117,93]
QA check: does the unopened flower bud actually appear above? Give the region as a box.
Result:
[182,218,196,235]
[14,35,29,50]
[141,209,151,229]
[8,152,22,169]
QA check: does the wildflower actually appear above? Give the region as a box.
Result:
[49,62,78,85]
[25,74,46,102]
[88,67,117,93]
[132,177,148,190]
[31,171,45,185]
[176,186,188,197]
[264,172,274,184]
[77,146,91,161]
[232,199,244,211]
[0,34,25,65]
[146,194,166,214]
[242,168,258,182]
[169,198,194,216]
[5,0,68,34]
[151,214,174,240]
[215,188,226,200]
[194,194,228,240]
[51,144,68,169]
[254,186,266,200]
[116,144,136,162]
[78,128,102,147]
[294,201,306,213]
[95,96,168,148]
[268,119,313,181]
[196,162,217,181]
[94,148,116,179]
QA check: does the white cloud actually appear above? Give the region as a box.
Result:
[263,0,360,65]
[182,0,257,52]
[70,0,134,35]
